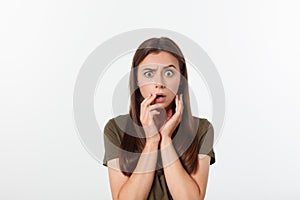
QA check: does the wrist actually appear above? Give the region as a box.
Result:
[145,136,160,150]
[160,136,172,147]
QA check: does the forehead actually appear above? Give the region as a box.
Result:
[139,51,180,70]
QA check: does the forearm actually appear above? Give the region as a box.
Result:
[118,141,159,200]
[160,137,201,200]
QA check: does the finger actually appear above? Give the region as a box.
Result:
[148,103,164,111]
[180,94,184,111]
[175,94,179,112]
[150,110,160,116]
[175,94,183,116]
[141,93,157,107]
[140,93,152,106]
[140,94,155,118]
[178,94,184,117]
[140,94,151,116]
[140,94,150,115]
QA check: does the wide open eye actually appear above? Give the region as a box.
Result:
[144,71,153,78]
[164,70,174,77]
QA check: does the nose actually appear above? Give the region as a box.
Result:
[153,74,166,88]
[155,83,166,89]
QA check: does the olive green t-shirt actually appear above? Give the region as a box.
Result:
[103,114,216,200]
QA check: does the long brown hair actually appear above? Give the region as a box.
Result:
[120,37,200,176]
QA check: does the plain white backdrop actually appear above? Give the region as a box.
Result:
[1,0,299,199]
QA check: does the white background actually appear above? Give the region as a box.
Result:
[1,0,299,199]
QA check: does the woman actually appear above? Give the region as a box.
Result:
[103,37,215,200]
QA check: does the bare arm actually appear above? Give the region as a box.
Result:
[107,93,162,200]
[160,137,211,200]
[108,139,159,200]
[156,94,211,199]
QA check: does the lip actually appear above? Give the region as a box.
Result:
[155,96,166,103]
[155,92,166,97]
[154,93,167,103]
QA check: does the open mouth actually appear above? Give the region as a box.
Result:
[156,94,166,99]
[155,94,166,103]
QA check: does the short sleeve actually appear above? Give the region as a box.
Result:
[102,119,122,167]
[198,120,216,165]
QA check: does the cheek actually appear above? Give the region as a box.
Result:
[166,78,180,94]
[139,85,153,98]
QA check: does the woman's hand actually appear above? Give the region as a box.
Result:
[140,93,162,144]
[159,94,184,141]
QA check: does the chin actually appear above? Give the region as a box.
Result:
[164,101,173,109]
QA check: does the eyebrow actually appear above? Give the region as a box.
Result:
[142,65,176,71]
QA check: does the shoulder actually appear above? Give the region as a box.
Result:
[192,116,213,137]
[106,113,131,126]
[192,116,216,165]
[105,114,130,128]
[104,114,131,139]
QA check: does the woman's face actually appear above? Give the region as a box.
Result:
[137,51,181,109]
